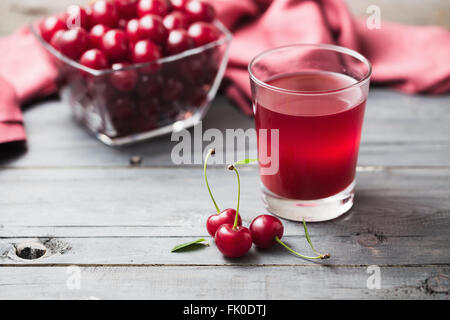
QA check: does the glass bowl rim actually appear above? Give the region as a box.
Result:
[248,43,372,96]
[30,19,232,76]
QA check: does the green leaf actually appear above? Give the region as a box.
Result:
[234,158,258,165]
[171,238,209,252]
[303,219,319,255]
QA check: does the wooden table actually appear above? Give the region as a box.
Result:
[0,89,449,299]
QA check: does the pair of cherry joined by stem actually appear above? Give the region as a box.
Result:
[204,148,242,238]
[204,149,250,258]
[204,152,329,260]
[214,164,252,258]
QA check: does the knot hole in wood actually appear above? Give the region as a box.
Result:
[14,242,47,260]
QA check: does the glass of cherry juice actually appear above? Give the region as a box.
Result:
[249,44,372,222]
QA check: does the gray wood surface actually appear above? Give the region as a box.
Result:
[0,0,448,301]
[2,89,450,168]
[1,87,449,299]
[1,266,448,299]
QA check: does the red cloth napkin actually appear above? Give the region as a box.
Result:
[0,26,57,145]
[213,0,450,115]
[0,77,25,145]
[1,0,450,145]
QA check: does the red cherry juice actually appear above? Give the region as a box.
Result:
[254,71,366,200]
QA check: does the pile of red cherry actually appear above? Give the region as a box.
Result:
[203,149,331,260]
[39,0,223,137]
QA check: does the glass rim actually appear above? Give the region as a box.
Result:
[248,43,372,96]
[30,20,232,76]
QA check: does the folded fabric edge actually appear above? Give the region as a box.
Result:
[0,122,26,145]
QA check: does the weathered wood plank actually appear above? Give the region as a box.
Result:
[0,1,448,300]
[1,90,450,168]
[0,167,448,267]
[0,266,448,299]
[1,234,449,266]
[0,167,449,236]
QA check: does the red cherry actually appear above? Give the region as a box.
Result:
[131,39,162,63]
[109,97,137,135]
[203,148,242,237]
[49,29,65,50]
[110,63,139,92]
[189,86,208,105]
[249,215,331,260]
[184,0,215,23]
[212,161,252,258]
[206,208,242,237]
[137,0,170,17]
[139,14,167,44]
[170,0,189,10]
[137,74,163,97]
[90,0,119,27]
[40,16,66,42]
[58,28,89,60]
[135,113,158,132]
[79,49,109,70]
[179,52,207,84]
[117,18,129,29]
[114,0,138,20]
[110,97,136,119]
[162,77,184,101]
[163,11,190,30]
[165,29,194,55]
[126,18,141,42]
[249,215,284,249]
[89,24,110,49]
[187,22,220,47]
[128,39,136,52]
[215,224,252,258]
[102,29,129,62]
[135,99,159,132]
[137,98,160,117]
[66,5,90,30]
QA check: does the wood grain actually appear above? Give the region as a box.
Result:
[0,266,448,299]
[0,167,449,235]
[1,89,450,168]
[0,167,448,268]
[1,235,449,266]
[0,0,449,300]
[0,87,449,299]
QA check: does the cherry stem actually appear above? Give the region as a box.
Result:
[275,237,330,260]
[303,218,321,255]
[204,148,220,214]
[228,164,240,230]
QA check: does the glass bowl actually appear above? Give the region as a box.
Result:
[30,22,232,146]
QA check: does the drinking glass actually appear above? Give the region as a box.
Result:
[249,44,372,222]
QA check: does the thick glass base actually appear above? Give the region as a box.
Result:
[262,180,355,222]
